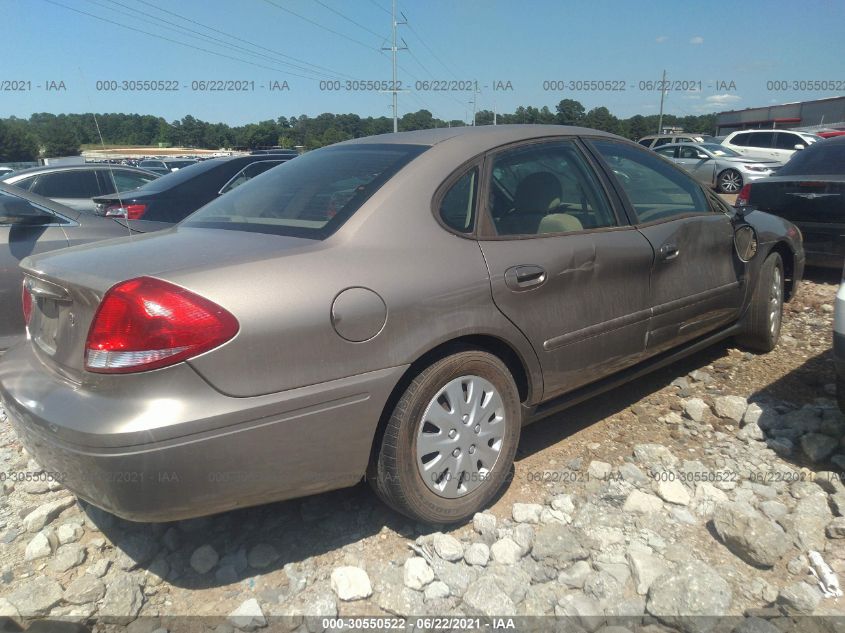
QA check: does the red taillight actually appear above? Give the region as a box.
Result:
[105,203,147,219]
[21,281,32,326]
[736,183,752,207]
[85,277,238,373]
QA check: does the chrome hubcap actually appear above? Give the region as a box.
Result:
[721,171,742,193]
[416,375,505,498]
[770,267,783,336]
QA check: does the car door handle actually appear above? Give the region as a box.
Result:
[504,265,547,291]
[659,244,680,262]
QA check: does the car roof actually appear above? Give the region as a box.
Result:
[3,164,159,179]
[337,125,619,150]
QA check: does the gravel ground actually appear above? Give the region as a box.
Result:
[0,269,843,633]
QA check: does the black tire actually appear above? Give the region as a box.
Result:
[736,252,784,352]
[369,350,521,524]
[717,169,743,194]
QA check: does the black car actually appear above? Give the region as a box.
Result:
[92,155,292,224]
[736,136,845,268]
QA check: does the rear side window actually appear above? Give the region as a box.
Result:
[638,139,654,147]
[439,168,477,233]
[778,142,845,176]
[185,144,427,239]
[653,137,673,147]
[10,175,36,191]
[30,170,101,198]
[100,170,157,194]
[219,160,284,194]
[730,133,749,147]
[746,132,774,148]
[591,140,708,223]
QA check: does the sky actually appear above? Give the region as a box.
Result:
[3,0,845,126]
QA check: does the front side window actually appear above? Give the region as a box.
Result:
[486,141,616,237]
[101,170,157,194]
[591,139,709,223]
[678,145,705,159]
[30,170,101,198]
[439,168,477,233]
[774,132,803,150]
[185,144,427,239]
[655,146,678,158]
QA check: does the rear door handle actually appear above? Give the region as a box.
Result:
[504,265,547,291]
[659,244,680,262]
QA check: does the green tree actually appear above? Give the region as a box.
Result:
[583,107,622,135]
[42,118,80,156]
[555,99,586,126]
[0,120,39,161]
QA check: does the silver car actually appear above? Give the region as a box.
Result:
[0,126,804,524]
[654,142,778,193]
[2,164,159,213]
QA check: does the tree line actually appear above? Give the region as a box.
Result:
[0,99,717,161]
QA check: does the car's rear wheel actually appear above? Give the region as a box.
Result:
[369,350,520,524]
[717,169,743,194]
[736,252,784,352]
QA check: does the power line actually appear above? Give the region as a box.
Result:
[262,0,381,51]
[133,0,352,80]
[89,0,332,80]
[311,0,387,41]
[406,22,462,81]
[367,0,391,16]
[43,0,326,78]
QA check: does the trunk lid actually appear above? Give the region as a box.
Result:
[21,227,319,381]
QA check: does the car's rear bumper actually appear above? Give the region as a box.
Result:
[0,342,407,522]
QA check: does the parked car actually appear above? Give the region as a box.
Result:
[137,158,197,175]
[251,148,299,157]
[735,136,844,268]
[653,142,779,193]
[1,164,159,213]
[835,268,845,413]
[92,155,291,224]
[721,129,823,165]
[0,167,14,178]
[0,125,804,524]
[0,184,149,350]
[637,133,718,149]
[818,131,845,139]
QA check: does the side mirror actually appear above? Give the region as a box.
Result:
[696,153,710,159]
[0,197,53,226]
[793,144,805,151]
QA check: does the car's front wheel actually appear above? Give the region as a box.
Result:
[717,169,744,194]
[369,349,521,524]
[736,252,784,352]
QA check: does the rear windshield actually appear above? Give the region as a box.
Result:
[184,144,427,239]
[778,141,845,176]
[134,159,225,192]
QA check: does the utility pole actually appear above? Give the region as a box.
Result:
[469,89,478,126]
[656,69,667,134]
[493,98,497,126]
[381,0,407,133]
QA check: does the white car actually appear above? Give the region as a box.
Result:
[721,129,822,165]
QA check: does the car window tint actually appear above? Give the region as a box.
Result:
[439,168,477,233]
[746,132,774,148]
[654,146,676,158]
[676,137,693,143]
[487,141,615,237]
[653,137,673,147]
[101,170,157,193]
[730,133,749,147]
[220,160,284,194]
[0,190,66,224]
[774,133,802,150]
[778,141,845,176]
[185,144,427,239]
[30,170,101,198]
[592,139,708,223]
[638,139,653,147]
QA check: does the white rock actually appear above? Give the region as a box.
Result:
[490,537,522,564]
[403,557,434,590]
[587,460,612,480]
[512,503,542,524]
[557,560,592,588]
[227,598,266,632]
[472,512,497,536]
[743,403,764,426]
[464,542,490,567]
[628,549,668,595]
[550,494,575,514]
[330,566,372,601]
[423,580,450,601]
[714,395,748,423]
[623,489,664,514]
[56,523,83,545]
[22,497,75,533]
[655,479,690,506]
[683,398,710,423]
[432,533,463,562]
[24,531,54,560]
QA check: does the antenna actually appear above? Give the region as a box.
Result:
[657,69,667,134]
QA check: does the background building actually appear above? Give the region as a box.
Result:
[716,96,845,135]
